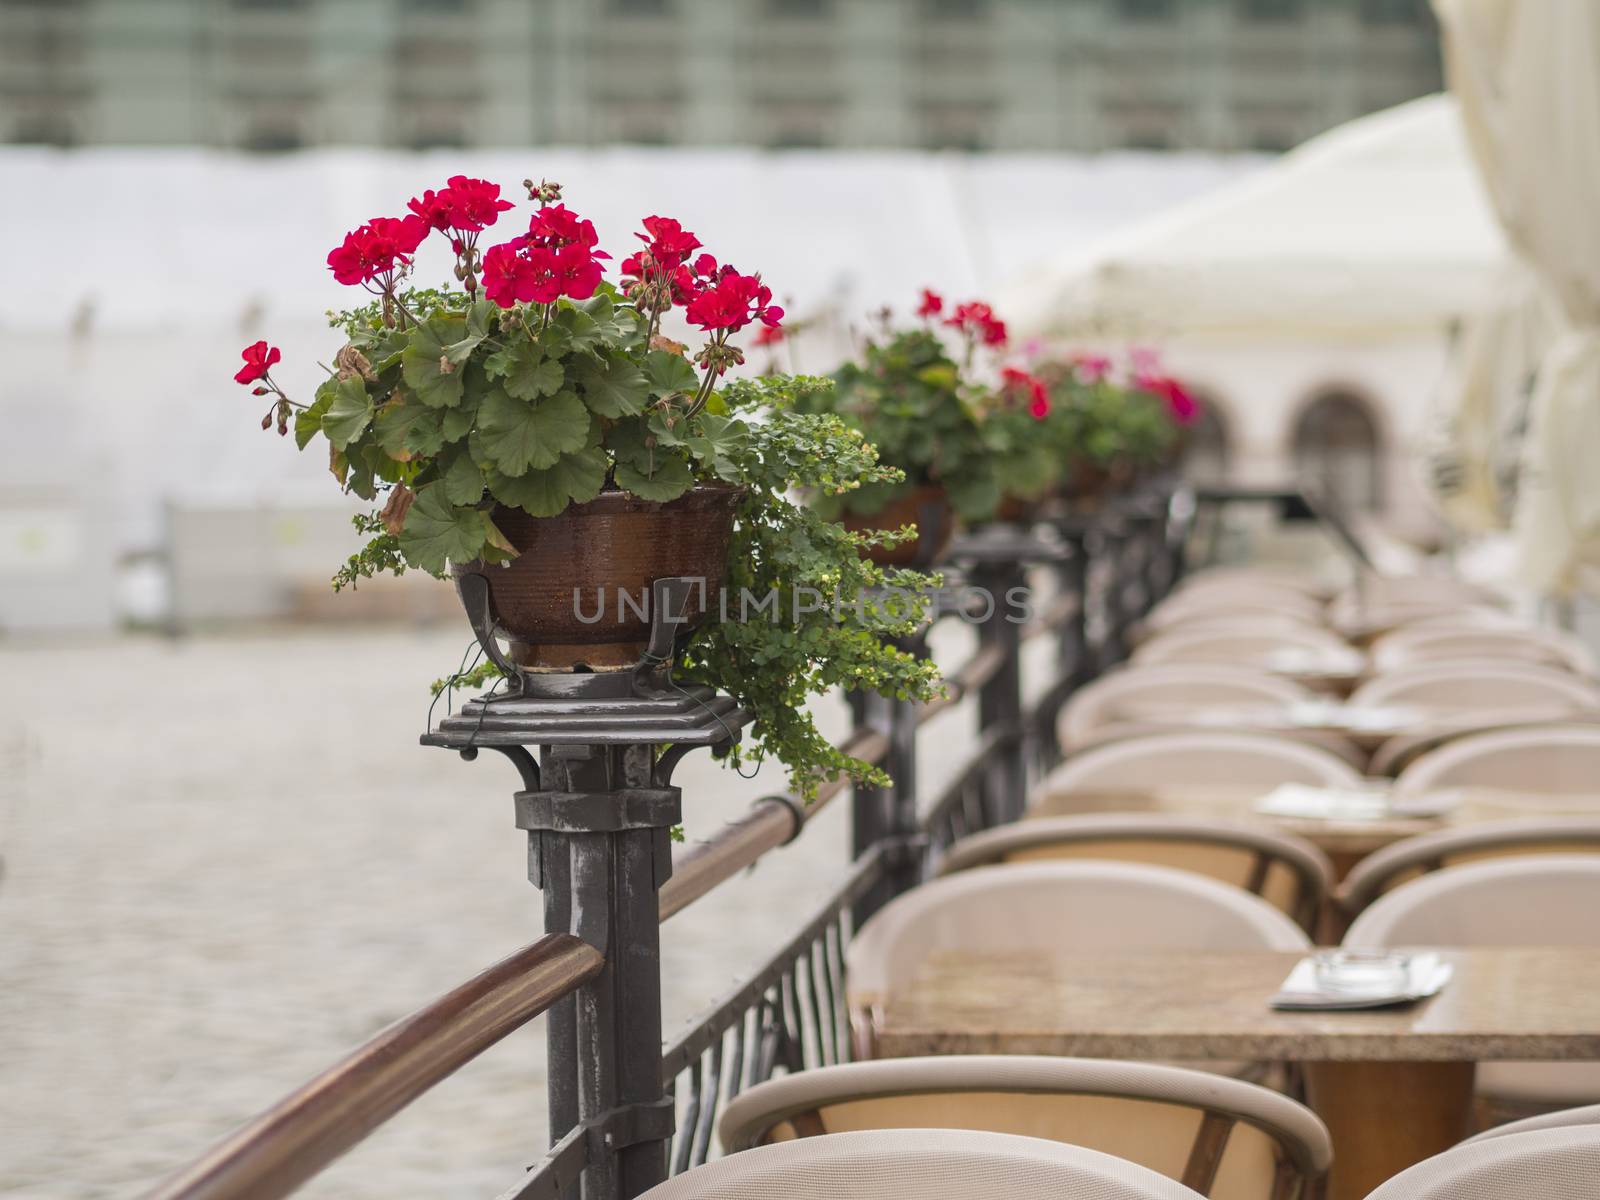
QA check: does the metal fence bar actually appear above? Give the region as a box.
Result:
[144,935,604,1200]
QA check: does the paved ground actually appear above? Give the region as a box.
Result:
[0,625,988,1198]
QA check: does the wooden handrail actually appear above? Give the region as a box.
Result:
[144,934,604,1200]
[659,726,888,921]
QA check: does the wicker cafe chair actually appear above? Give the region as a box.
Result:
[1369,626,1597,678]
[1362,1127,1600,1200]
[1059,667,1311,750]
[1041,731,1363,795]
[1350,661,1600,713]
[1344,856,1600,1108]
[637,1128,1209,1200]
[718,1057,1333,1200]
[1055,670,1363,768]
[1392,724,1600,796]
[1133,627,1356,671]
[936,814,1334,937]
[844,861,1309,1063]
[1461,1102,1600,1145]
[1335,819,1600,924]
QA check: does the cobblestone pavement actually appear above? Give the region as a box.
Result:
[0,627,985,1198]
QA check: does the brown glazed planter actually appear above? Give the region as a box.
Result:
[453,485,742,672]
[993,493,1042,525]
[842,483,956,568]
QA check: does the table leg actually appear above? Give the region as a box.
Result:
[1304,1061,1476,1200]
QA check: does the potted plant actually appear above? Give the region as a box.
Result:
[1034,350,1197,505]
[797,291,1010,564]
[232,175,940,798]
[977,365,1065,524]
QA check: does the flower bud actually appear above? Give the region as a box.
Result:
[252,386,270,396]
[261,413,273,430]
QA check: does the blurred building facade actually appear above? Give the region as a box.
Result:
[4,0,1439,153]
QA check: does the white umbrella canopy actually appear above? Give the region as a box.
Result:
[1002,94,1508,343]
[1434,0,1600,596]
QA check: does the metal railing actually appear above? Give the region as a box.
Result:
[144,480,1191,1200]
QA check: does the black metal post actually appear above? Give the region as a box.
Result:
[970,558,1027,825]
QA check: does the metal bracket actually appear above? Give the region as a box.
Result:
[586,1097,677,1157]
[458,744,541,791]
[630,577,699,698]
[516,788,683,834]
[456,571,523,689]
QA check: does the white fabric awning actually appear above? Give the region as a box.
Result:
[1003,95,1509,343]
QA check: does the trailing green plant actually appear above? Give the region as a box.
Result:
[232,175,940,797]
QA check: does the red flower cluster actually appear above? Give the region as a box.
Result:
[481,203,610,308]
[621,215,703,276]
[915,288,944,319]
[1001,366,1051,420]
[1136,371,1199,426]
[685,269,783,334]
[406,175,514,241]
[327,215,428,288]
[945,300,1008,347]
[752,323,785,347]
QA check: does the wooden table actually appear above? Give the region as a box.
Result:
[878,948,1600,1200]
[1027,785,1600,874]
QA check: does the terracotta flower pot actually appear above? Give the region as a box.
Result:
[452,485,742,672]
[841,483,956,568]
[993,493,1042,525]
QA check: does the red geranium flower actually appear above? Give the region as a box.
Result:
[327,215,428,287]
[684,269,783,334]
[916,288,944,319]
[530,203,601,250]
[753,324,785,347]
[945,300,1007,347]
[1070,352,1112,384]
[635,215,702,272]
[1136,372,1199,426]
[1002,366,1050,419]
[234,340,281,385]
[405,187,455,233]
[441,175,513,232]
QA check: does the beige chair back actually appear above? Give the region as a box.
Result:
[1370,626,1596,677]
[1393,724,1600,796]
[1339,575,1501,608]
[1177,567,1331,600]
[938,814,1334,936]
[1335,819,1600,921]
[718,1057,1333,1200]
[1043,731,1362,794]
[1350,662,1600,713]
[846,861,1308,1019]
[1060,667,1309,750]
[1134,626,1356,671]
[1344,856,1600,1105]
[638,1128,1211,1200]
[1363,1127,1600,1200]
[1462,1102,1600,1145]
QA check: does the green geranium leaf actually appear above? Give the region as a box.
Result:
[490,342,565,402]
[684,413,749,481]
[645,350,700,398]
[484,445,608,517]
[555,306,605,354]
[604,417,656,471]
[401,314,469,408]
[573,353,650,418]
[476,387,590,476]
[321,376,375,449]
[397,484,490,575]
[374,394,445,459]
[440,448,486,506]
[296,386,334,450]
[615,453,694,502]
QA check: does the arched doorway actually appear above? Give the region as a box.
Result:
[1182,396,1232,487]
[1291,389,1384,511]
